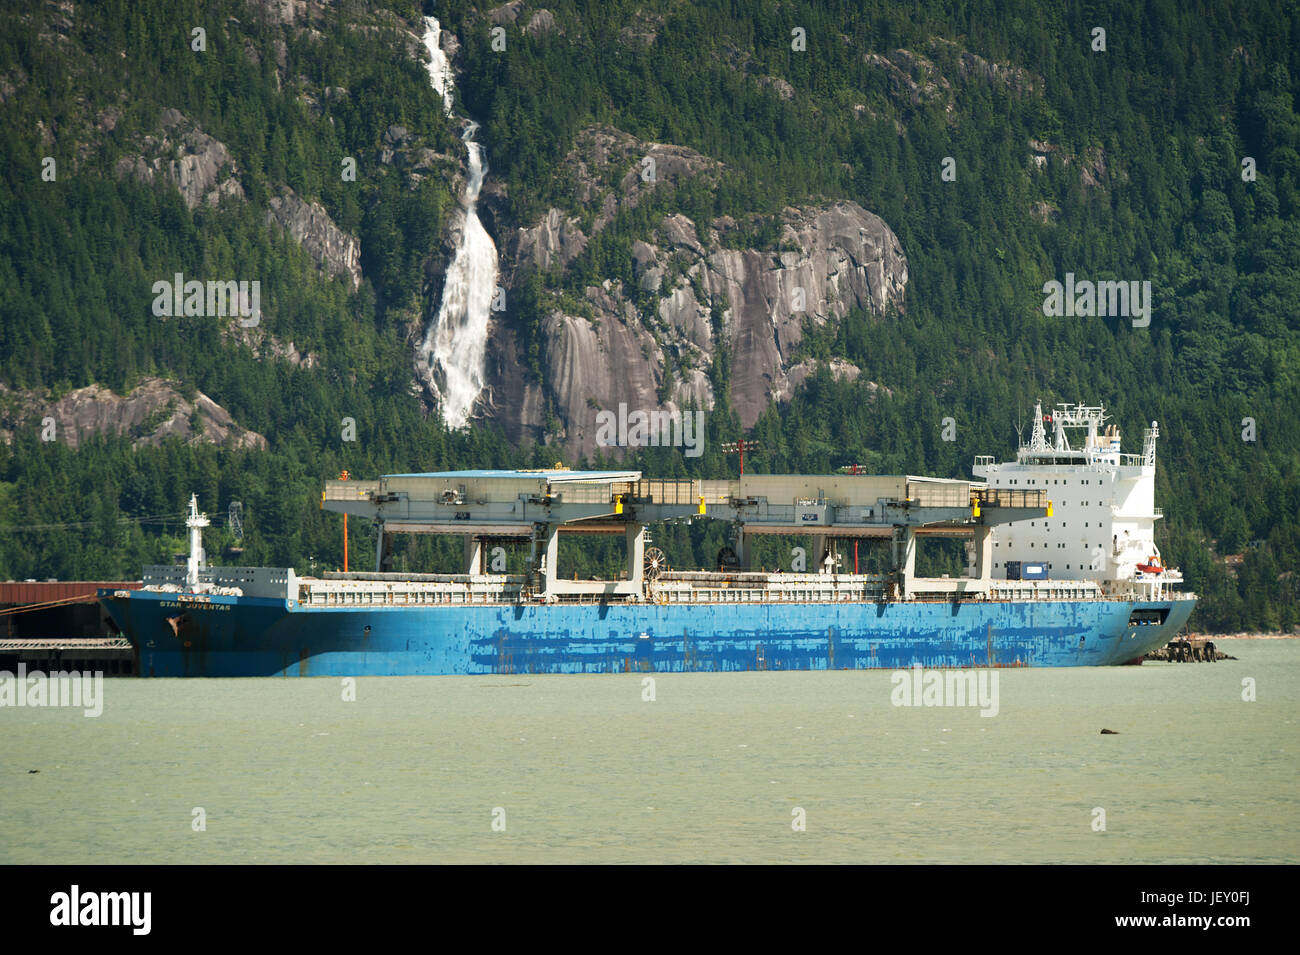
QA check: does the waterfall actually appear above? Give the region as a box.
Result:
[415,16,500,429]
[422,17,454,116]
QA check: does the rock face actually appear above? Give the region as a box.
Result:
[501,124,723,288]
[483,2,559,35]
[658,202,905,433]
[862,42,1042,116]
[115,109,246,209]
[619,9,663,46]
[510,207,588,274]
[265,187,362,289]
[248,0,301,25]
[931,37,1040,96]
[486,128,908,459]
[113,112,369,286]
[719,40,795,101]
[488,1,526,25]
[864,50,952,107]
[758,75,795,100]
[779,358,889,404]
[1028,139,1109,190]
[525,9,558,36]
[0,378,267,451]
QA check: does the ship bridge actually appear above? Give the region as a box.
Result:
[971,401,1175,591]
[322,468,1049,600]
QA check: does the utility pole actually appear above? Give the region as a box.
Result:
[340,470,349,572]
[838,463,870,573]
[720,438,760,476]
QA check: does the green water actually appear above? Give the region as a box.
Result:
[2,639,1296,864]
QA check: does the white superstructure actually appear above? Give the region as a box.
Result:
[184,493,209,587]
[972,402,1182,597]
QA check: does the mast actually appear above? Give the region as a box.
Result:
[186,493,209,588]
[1142,420,1159,468]
[1026,402,1048,452]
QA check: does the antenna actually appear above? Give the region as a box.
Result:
[228,501,244,542]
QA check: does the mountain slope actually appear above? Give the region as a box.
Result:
[0,0,1298,631]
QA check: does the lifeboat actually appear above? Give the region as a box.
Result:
[1136,555,1163,574]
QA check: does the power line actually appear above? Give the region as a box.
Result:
[0,513,235,533]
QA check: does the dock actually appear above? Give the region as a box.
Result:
[0,581,140,674]
[1144,635,1234,662]
[0,637,136,674]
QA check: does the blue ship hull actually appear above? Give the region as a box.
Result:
[98,589,1195,676]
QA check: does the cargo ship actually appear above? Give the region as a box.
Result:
[99,404,1195,675]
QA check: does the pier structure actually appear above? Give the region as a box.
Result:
[0,580,140,674]
[320,469,1049,601]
